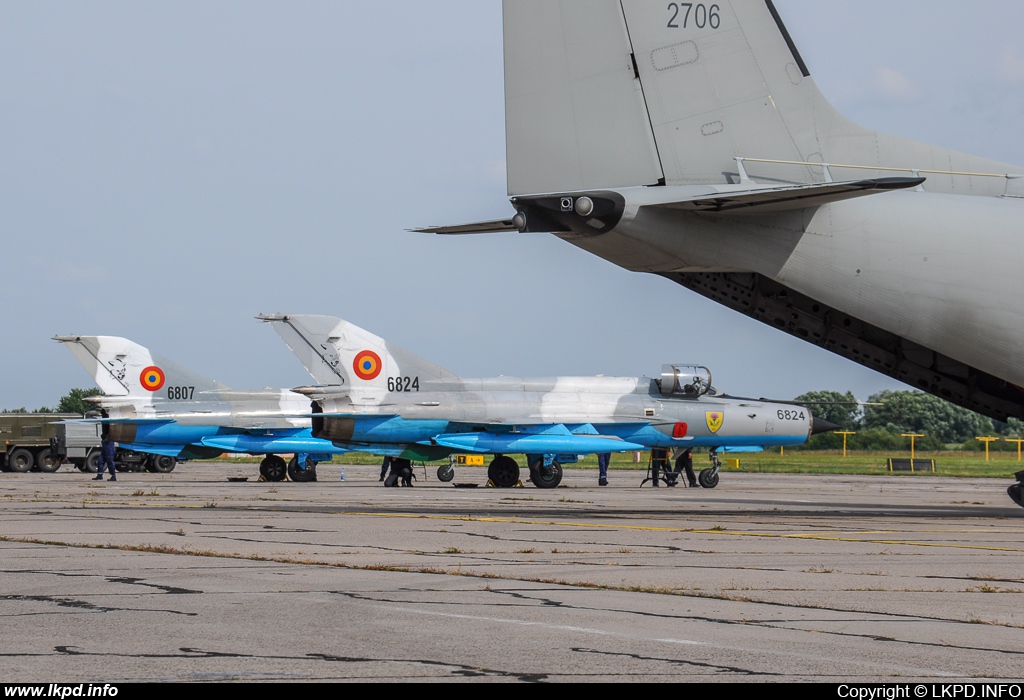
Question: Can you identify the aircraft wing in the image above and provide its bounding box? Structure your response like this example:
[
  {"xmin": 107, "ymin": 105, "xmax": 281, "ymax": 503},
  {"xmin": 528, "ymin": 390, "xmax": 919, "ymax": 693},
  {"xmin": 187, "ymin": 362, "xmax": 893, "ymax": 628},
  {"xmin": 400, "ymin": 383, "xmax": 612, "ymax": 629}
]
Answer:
[{"xmin": 647, "ymin": 177, "xmax": 924, "ymax": 214}]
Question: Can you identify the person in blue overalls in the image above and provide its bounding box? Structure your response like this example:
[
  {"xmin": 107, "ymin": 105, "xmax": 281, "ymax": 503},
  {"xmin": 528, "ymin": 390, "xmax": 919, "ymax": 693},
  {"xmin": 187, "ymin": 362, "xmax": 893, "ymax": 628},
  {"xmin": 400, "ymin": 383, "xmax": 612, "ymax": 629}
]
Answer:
[
  {"xmin": 598, "ymin": 453, "xmax": 611, "ymax": 486},
  {"xmin": 94, "ymin": 436, "xmax": 117, "ymax": 481}
]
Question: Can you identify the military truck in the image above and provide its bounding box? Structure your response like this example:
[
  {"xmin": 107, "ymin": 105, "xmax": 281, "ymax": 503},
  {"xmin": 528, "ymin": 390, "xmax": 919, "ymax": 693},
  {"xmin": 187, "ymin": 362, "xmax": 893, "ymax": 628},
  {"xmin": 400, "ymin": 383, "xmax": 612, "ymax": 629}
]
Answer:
[
  {"xmin": 0, "ymin": 413, "xmax": 78, "ymax": 472},
  {"xmin": 0, "ymin": 414, "xmax": 177, "ymax": 474},
  {"xmin": 52, "ymin": 420, "xmax": 177, "ymax": 474}
]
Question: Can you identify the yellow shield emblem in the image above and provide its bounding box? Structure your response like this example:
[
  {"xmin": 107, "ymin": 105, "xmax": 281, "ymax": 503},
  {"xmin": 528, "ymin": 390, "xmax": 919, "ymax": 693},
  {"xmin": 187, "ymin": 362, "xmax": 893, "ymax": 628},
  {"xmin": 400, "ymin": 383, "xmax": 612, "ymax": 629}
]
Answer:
[{"xmin": 705, "ymin": 411, "xmax": 724, "ymax": 434}]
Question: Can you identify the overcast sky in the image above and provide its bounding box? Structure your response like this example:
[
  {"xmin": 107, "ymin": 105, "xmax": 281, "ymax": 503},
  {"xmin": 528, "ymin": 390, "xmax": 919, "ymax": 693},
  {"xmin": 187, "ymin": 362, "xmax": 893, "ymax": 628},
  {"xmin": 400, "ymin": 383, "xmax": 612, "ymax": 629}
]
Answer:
[{"xmin": 2, "ymin": 1, "xmax": 1023, "ymax": 409}]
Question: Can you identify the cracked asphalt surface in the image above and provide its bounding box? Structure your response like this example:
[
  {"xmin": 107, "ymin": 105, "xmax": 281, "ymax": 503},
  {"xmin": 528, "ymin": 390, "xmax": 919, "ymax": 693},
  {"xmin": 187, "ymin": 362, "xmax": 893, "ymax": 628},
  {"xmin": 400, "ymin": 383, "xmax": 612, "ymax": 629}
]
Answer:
[{"xmin": 1, "ymin": 462, "xmax": 1021, "ymax": 682}]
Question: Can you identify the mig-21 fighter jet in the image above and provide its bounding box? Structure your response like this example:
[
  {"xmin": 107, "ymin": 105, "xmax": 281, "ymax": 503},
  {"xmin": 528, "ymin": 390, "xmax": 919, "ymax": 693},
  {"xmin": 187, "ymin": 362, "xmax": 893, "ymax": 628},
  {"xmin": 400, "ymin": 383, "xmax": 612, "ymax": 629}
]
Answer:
[
  {"xmin": 260, "ymin": 314, "xmax": 834, "ymax": 488},
  {"xmin": 54, "ymin": 335, "xmax": 348, "ymax": 482}
]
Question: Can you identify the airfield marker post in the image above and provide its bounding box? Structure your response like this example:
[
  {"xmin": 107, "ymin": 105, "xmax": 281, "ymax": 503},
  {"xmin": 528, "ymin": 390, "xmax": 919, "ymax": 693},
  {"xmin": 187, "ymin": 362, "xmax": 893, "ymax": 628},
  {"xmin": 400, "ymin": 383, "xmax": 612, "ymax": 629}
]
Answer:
[
  {"xmin": 902, "ymin": 434, "xmax": 925, "ymax": 471},
  {"xmin": 975, "ymin": 437, "xmax": 1000, "ymax": 461},
  {"xmin": 1004, "ymin": 438, "xmax": 1024, "ymax": 461},
  {"xmin": 835, "ymin": 431, "xmax": 856, "ymax": 458}
]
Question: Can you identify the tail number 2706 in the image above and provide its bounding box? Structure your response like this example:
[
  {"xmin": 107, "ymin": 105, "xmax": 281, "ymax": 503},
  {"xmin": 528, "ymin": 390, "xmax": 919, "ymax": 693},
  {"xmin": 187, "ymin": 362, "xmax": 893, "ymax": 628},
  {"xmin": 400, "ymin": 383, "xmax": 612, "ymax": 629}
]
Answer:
[{"xmin": 667, "ymin": 3, "xmax": 721, "ymax": 29}]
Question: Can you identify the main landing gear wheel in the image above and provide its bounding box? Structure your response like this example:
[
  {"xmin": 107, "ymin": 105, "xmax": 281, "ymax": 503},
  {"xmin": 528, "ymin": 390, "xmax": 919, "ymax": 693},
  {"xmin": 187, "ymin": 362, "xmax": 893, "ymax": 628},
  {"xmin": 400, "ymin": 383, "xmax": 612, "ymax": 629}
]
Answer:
[
  {"xmin": 436, "ymin": 463, "xmax": 455, "ymax": 483},
  {"xmin": 287, "ymin": 456, "xmax": 318, "ymax": 483},
  {"xmin": 148, "ymin": 456, "xmax": 176, "ymax": 473},
  {"xmin": 698, "ymin": 468, "xmax": 719, "ymax": 489},
  {"xmin": 529, "ymin": 458, "xmax": 563, "ymax": 489},
  {"xmin": 260, "ymin": 455, "xmax": 287, "ymax": 482},
  {"xmin": 487, "ymin": 456, "xmax": 520, "ymax": 488}
]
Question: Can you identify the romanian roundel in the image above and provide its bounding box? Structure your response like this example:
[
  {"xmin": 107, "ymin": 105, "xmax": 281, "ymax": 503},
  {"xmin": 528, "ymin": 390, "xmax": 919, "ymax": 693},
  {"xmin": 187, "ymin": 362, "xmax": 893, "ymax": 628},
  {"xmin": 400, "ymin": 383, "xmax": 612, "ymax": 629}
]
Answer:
[
  {"xmin": 352, "ymin": 351, "xmax": 383, "ymax": 381},
  {"xmin": 140, "ymin": 366, "xmax": 166, "ymax": 392}
]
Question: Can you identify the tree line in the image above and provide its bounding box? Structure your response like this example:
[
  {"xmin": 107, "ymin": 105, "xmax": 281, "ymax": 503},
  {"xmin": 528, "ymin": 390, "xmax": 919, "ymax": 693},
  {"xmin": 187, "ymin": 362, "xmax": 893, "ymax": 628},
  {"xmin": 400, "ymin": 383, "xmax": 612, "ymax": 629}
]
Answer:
[
  {"xmin": 795, "ymin": 390, "xmax": 1024, "ymax": 451},
  {"xmin": 1, "ymin": 389, "xmax": 104, "ymax": 416}
]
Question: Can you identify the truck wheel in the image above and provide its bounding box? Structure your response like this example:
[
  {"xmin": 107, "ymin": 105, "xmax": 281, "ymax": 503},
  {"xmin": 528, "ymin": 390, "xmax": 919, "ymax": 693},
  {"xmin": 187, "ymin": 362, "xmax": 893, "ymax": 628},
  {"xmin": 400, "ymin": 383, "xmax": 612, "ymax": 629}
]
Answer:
[
  {"xmin": 35, "ymin": 449, "xmax": 60, "ymax": 473},
  {"xmin": 84, "ymin": 451, "xmax": 100, "ymax": 474},
  {"xmin": 150, "ymin": 456, "xmax": 176, "ymax": 473},
  {"xmin": 8, "ymin": 448, "xmax": 34, "ymax": 473}
]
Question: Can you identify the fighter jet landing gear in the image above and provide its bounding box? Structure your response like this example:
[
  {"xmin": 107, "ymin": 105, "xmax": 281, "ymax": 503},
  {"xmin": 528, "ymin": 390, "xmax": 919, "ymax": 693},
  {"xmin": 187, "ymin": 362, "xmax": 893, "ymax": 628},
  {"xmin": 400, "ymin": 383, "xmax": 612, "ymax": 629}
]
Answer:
[
  {"xmin": 259, "ymin": 455, "xmax": 287, "ymax": 482},
  {"xmin": 487, "ymin": 455, "xmax": 520, "ymax": 488},
  {"xmin": 437, "ymin": 460, "xmax": 455, "ymax": 483},
  {"xmin": 698, "ymin": 452, "xmax": 722, "ymax": 490},
  {"xmin": 287, "ymin": 455, "xmax": 318, "ymax": 483},
  {"xmin": 528, "ymin": 457, "xmax": 563, "ymax": 489}
]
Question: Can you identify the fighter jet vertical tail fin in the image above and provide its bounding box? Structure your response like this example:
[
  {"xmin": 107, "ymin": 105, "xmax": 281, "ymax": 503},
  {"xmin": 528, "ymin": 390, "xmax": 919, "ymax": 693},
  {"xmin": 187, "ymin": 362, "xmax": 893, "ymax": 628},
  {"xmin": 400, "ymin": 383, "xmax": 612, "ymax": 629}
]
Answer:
[
  {"xmin": 259, "ymin": 314, "xmax": 460, "ymax": 392},
  {"xmin": 53, "ymin": 336, "xmax": 230, "ymax": 398}
]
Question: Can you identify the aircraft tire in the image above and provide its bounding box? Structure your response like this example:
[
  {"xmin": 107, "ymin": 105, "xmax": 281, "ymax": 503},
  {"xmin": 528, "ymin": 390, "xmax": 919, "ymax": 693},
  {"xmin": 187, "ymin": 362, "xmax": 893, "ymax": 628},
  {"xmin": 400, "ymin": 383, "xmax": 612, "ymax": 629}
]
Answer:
[
  {"xmin": 529, "ymin": 459, "xmax": 562, "ymax": 489},
  {"xmin": 35, "ymin": 449, "xmax": 60, "ymax": 473},
  {"xmin": 7, "ymin": 448, "xmax": 34, "ymax": 473},
  {"xmin": 260, "ymin": 455, "xmax": 287, "ymax": 482},
  {"xmin": 436, "ymin": 464, "xmax": 455, "ymax": 483},
  {"xmin": 1009, "ymin": 483, "xmax": 1023, "ymax": 508},
  {"xmin": 287, "ymin": 456, "xmax": 317, "ymax": 483},
  {"xmin": 487, "ymin": 456, "xmax": 520, "ymax": 488},
  {"xmin": 150, "ymin": 456, "xmax": 177, "ymax": 474},
  {"xmin": 698, "ymin": 468, "xmax": 719, "ymax": 489}
]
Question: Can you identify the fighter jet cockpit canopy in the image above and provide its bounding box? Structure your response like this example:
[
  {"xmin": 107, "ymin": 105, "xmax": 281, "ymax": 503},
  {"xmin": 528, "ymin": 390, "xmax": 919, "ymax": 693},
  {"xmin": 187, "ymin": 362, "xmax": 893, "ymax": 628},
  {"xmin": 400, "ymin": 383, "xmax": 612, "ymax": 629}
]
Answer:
[{"xmin": 660, "ymin": 365, "xmax": 713, "ymax": 398}]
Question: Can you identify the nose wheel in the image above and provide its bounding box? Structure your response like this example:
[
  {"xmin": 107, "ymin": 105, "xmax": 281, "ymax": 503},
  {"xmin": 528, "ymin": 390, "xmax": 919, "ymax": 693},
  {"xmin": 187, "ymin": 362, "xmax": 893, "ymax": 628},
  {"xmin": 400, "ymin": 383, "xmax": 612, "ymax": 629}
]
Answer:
[{"xmin": 698, "ymin": 451, "xmax": 722, "ymax": 489}]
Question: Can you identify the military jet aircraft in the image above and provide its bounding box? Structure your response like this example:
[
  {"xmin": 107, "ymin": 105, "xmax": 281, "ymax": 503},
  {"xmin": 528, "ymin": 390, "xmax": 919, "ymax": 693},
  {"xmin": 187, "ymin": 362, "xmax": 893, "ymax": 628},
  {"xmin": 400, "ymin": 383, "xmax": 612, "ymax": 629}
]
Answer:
[
  {"xmin": 54, "ymin": 335, "xmax": 347, "ymax": 482},
  {"xmin": 419, "ymin": 1, "xmax": 1024, "ymax": 426},
  {"xmin": 259, "ymin": 314, "xmax": 833, "ymax": 488},
  {"xmin": 417, "ymin": 0, "xmax": 1024, "ymax": 508}
]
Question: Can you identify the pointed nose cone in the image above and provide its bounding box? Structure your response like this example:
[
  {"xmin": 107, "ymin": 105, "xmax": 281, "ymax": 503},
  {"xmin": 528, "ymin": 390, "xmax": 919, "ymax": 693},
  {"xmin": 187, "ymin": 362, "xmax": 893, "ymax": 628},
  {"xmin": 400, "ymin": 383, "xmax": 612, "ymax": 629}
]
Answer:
[{"xmin": 811, "ymin": 416, "xmax": 841, "ymax": 435}]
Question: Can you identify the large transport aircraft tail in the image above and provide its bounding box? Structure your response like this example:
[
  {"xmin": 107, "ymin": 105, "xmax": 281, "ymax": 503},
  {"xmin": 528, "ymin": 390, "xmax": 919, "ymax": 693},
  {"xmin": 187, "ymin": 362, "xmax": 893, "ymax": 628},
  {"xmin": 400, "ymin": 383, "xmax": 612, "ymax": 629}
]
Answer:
[
  {"xmin": 504, "ymin": 0, "xmax": 1016, "ymax": 197},
  {"xmin": 258, "ymin": 314, "xmax": 459, "ymax": 392},
  {"xmin": 54, "ymin": 336, "xmax": 229, "ymax": 398},
  {"xmin": 415, "ymin": 0, "xmax": 1024, "ymax": 424}
]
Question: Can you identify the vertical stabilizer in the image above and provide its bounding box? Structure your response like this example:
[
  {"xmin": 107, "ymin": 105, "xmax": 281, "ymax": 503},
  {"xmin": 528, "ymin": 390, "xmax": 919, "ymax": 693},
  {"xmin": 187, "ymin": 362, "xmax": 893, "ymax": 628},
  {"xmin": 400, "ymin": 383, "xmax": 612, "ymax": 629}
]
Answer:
[
  {"xmin": 54, "ymin": 336, "xmax": 229, "ymax": 397},
  {"xmin": 618, "ymin": 0, "xmax": 833, "ymax": 184},
  {"xmin": 259, "ymin": 315, "xmax": 459, "ymax": 393},
  {"xmin": 503, "ymin": 0, "xmax": 664, "ymax": 195},
  {"xmin": 503, "ymin": 0, "xmax": 1017, "ymax": 194}
]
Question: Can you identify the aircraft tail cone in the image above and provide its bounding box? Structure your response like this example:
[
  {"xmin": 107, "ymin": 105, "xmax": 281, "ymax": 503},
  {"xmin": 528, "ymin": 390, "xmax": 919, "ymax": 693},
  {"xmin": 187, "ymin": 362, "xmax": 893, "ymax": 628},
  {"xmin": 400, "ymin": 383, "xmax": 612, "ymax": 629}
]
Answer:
[{"xmin": 811, "ymin": 417, "xmax": 841, "ymax": 436}]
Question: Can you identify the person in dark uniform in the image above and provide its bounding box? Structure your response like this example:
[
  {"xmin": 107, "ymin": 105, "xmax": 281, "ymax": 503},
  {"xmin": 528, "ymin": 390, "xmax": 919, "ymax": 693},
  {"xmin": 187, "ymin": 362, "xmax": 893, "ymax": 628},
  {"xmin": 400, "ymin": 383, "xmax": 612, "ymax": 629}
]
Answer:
[
  {"xmin": 676, "ymin": 448, "xmax": 698, "ymax": 488},
  {"xmin": 379, "ymin": 455, "xmax": 393, "ymax": 481},
  {"xmin": 94, "ymin": 437, "xmax": 117, "ymax": 481},
  {"xmin": 597, "ymin": 453, "xmax": 611, "ymax": 486}
]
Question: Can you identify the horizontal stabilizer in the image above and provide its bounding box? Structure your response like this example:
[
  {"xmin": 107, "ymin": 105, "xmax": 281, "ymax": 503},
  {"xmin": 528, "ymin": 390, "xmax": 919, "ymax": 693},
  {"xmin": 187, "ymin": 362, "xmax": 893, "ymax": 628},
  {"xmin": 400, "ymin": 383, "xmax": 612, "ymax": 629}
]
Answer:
[
  {"xmin": 433, "ymin": 433, "xmax": 643, "ymax": 455},
  {"xmin": 652, "ymin": 178, "xmax": 924, "ymax": 214},
  {"xmin": 411, "ymin": 219, "xmax": 519, "ymax": 236}
]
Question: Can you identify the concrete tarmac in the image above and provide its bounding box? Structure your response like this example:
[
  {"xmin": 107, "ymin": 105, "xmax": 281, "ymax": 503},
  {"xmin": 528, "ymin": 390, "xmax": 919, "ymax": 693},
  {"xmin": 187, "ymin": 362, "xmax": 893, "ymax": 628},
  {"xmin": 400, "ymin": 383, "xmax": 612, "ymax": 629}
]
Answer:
[{"xmin": 1, "ymin": 461, "xmax": 1022, "ymax": 682}]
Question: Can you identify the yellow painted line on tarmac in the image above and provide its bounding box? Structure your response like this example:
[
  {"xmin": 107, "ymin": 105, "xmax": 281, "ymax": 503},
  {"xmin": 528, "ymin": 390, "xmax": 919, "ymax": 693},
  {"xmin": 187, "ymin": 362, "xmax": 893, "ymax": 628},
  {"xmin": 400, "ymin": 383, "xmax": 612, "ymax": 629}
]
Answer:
[{"xmin": 342, "ymin": 512, "xmax": 1024, "ymax": 553}]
